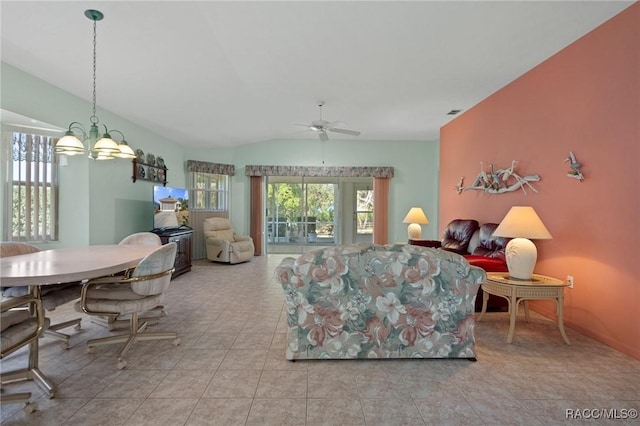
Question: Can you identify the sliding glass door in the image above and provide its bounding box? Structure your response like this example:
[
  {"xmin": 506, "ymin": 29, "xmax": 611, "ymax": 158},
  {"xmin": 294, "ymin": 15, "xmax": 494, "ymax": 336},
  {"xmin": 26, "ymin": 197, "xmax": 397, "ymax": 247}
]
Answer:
[
  {"xmin": 266, "ymin": 176, "xmax": 338, "ymax": 254},
  {"xmin": 354, "ymin": 184, "xmax": 374, "ymax": 244}
]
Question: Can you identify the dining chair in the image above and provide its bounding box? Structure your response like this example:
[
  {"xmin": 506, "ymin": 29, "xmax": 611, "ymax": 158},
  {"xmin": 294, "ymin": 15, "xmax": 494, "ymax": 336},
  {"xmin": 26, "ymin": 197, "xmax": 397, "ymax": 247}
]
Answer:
[
  {"xmin": 91, "ymin": 232, "xmax": 164, "ymax": 331},
  {"xmin": 76, "ymin": 242, "xmax": 180, "ymax": 369},
  {"xmin": 0, "ymin": 242, "xmax": 82, "ymax": 349},
  {"xmin": 1, "ymin": 294, "xmax": 46, "ymax": 413},
  {"xmin": 118, "ymin": 231, "xmax": 162, "ymax": 246}
]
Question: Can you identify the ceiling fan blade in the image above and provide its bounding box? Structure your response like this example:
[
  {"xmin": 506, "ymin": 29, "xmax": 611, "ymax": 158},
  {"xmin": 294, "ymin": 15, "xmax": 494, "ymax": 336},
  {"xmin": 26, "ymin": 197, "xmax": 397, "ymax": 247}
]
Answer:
[
  {"xmin": 328, "ymin": 128, "xmax": 361, "ymax": 136},
  {"xmin": 327, "ymin": 121, "xmax": 346, "ymax": 128},
  {"xmin": 319, "ymin": 130, "xmax": 329, "ymax": 141}
]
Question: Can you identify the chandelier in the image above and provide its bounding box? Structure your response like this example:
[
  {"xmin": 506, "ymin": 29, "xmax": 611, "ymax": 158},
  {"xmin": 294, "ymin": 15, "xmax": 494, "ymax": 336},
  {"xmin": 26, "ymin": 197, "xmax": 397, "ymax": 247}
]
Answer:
[{"xmin": 55, "ymin": 10, "xmax": 135, "ymax": 160}]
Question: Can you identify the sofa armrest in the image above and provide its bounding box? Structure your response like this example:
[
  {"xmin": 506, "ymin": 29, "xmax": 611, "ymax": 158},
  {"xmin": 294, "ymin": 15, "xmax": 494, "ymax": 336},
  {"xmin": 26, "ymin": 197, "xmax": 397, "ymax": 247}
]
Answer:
[
  {"xmin": 274, "ymin": 257, "xmax": 297, "ymax": 286},
  {"xmin": 464, "ymin": 255, "xmax": 508, "ymax": 273},
  {"xmin": 442, "ymin": 246, "xmax": 469, "ymax": 256},
  {"xmin": 205, "ymin": 238, "xmax": 231, "ymax": 261}
]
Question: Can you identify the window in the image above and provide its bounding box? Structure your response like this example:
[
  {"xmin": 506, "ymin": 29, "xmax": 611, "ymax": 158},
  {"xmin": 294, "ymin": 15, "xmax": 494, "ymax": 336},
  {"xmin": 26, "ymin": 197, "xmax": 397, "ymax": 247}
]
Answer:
[
  {"xmin": 189, "ymin": 171, "xmax": 229, "ymax": 211},
  {"xmin": 4, "ymin": 127, "xmax": 59, "ymax": 241}
]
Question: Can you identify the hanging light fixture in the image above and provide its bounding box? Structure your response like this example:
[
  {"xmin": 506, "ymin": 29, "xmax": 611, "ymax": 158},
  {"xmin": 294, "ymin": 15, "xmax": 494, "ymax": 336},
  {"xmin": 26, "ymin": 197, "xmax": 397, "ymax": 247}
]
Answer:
[{"xmin": 55, "ymin": 9, "xmax": 135, "ymax": 160}]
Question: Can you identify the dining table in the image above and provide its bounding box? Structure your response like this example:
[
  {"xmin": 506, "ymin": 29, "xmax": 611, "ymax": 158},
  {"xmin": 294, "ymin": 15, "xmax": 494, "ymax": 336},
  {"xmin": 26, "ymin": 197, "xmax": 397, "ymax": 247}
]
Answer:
[{"xmin": 1, "ymin": 244, "xmax": 159, "ymax": 398}]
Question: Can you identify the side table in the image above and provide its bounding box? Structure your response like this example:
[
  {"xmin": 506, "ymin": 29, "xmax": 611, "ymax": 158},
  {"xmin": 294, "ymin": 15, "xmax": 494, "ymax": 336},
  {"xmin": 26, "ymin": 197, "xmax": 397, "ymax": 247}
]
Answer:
[
  {"xmin": 408, "ymin": 239, "xmax": 442, "ymax": 248},
  {"xmin": 478, "ymin": 272, "xmax": 571, "ymax": 345}
]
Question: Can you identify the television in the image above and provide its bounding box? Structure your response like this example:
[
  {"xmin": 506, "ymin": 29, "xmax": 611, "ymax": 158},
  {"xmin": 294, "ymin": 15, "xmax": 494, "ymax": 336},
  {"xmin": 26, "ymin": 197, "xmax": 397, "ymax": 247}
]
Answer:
[{"xmin": 153, "ymin": 185, "xmax": 189, "ymax": 230}]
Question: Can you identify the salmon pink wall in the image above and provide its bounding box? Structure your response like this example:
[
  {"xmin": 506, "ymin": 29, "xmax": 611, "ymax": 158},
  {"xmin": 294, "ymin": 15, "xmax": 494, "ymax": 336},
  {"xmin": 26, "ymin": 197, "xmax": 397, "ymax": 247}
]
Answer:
[{"xmin": 439, "ymin": 4, "xmax": 639, "ymax": 359}]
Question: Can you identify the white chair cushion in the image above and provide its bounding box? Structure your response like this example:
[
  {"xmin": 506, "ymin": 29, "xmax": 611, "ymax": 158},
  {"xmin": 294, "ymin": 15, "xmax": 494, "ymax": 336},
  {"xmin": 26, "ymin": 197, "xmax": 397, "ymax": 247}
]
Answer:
[
  {"xmin": 233, "ymin": 240, "xmax": 255, "ymax": 253},
  {"xmin": 130, "ymin": 248, "xmax": 175, "ymax": 296},
  {"xmin": 84, "ymin": 283, "xmax": 148, "ymax": 301},
  {"xmin": 208, "ymin": 229, "xmax": 235, "ymax": 242},
  {"xmin": 1, "ymin": 286, "xmax": 29, "ymax": 298},
  {"xmin": 1, "ymin": 316, "xmax": 39, "ymax": 351},
  {"xmin": 76, "ymin": 294, "xmax": 164, "ymax": 316},
  {"xmin": 1, "ymin": 309, "xmax": 30, "ymax": 331},
  {"xmin": 204, "ymin": 218, "xmax": 232, "ymax": 231},
  {"xmin": 41, "ymin": 284, "xmax": 82, "ymax": 310}
]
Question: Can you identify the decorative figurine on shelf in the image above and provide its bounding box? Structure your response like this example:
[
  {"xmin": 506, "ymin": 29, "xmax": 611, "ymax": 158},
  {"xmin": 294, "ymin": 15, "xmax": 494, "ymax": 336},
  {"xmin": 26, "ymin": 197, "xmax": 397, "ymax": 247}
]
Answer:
[
  {"xmin": 457, "ymin": 160, "xmax": 540, "ymax": 195},
  {"xmin": 565, "ymin": 151, "xmax": 584, "ymax": 182}
]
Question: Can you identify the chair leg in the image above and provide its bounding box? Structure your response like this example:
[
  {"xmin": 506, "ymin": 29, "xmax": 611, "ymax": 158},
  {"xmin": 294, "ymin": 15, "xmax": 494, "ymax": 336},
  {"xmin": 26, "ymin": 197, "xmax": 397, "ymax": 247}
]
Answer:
[
  {"xmin": 1, "ymin": 369, "xmax": 42, "ymax": 413},
  {"xmin": 92, "ymin": 308, "xmax": 163, "ymax": 330},
  {"xmin": 86, "ymin": 334, "xmax": 131, "ymax": 351},
  {"xmin": 42, "ymin": 317, "xmax": 82, "ymax": 349},
  {"xmin": 86, "ymin": 312, "xmax": 180, "ymax": 369},
  {"xmin": 47, "ymin": 318, "xmax": 82, "ymax": 332},
  {"xmin": 1, "ymin": 368, "xmax": 31, "ymax": 385},
  {"xmin": 0, "ymin": 391, "xmax": 36, "ymax": 414}
]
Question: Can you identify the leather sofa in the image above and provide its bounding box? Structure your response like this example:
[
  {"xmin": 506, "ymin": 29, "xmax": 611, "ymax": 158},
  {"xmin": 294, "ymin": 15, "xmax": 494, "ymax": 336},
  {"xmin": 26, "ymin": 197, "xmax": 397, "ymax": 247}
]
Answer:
[
  {"xmin": 410, "ymin": 219, "xmax": 509, "ymax": 311},
  {"xmin": 274, "ymin": 243, "xmax": 486, "ymax": 360}
]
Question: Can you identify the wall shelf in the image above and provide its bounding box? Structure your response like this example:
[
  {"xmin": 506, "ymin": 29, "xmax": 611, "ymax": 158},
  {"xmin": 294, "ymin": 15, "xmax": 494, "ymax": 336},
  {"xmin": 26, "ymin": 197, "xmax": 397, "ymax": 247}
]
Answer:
[{"xmin": 132, "ymin": 158, "xmax": 168, "ymax": 185}]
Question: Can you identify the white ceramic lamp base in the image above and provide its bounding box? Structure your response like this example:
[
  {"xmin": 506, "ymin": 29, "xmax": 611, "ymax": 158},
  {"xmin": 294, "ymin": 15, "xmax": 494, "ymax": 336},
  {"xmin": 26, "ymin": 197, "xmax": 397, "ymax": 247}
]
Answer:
[
  {"xmin": 505, "ymin": 237, "xmax": 537, "ymax": 280},
  {"xmin": 407, "ymin": 223, "xmax": 422, "ymax": 240}
]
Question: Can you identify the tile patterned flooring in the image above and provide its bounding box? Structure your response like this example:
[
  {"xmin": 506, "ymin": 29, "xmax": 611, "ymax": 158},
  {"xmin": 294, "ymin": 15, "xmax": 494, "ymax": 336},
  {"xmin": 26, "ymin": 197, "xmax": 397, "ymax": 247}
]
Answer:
[{"xmin": 1, "ymin": 255, "xmax": 638, "ymax": 425}]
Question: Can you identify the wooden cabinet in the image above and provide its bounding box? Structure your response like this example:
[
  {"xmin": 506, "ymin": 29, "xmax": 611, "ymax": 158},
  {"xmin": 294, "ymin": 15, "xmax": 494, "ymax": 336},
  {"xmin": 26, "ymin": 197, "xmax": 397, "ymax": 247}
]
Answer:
[{"xmin": 153, "ymin": 228, "xmax": 192, "ymax": 279}]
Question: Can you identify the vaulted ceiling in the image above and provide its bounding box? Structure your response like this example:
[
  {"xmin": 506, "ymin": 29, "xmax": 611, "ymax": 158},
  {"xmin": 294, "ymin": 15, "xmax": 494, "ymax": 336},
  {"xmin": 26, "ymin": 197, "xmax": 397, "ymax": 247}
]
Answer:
[{"xmin": 1, "ymin": 1, "xmax": 633, "ymax": 147}]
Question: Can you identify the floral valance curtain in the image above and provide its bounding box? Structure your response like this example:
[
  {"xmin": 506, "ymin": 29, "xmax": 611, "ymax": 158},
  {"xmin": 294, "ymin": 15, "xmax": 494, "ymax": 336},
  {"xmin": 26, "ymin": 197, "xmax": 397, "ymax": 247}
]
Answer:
[
  {"xmin": 187, "ymin": 160, "xmax": 235, "ymax": 176},
  {"xmin": 244, "ymin": 165, "xmax": 394, "ymax": 178}
]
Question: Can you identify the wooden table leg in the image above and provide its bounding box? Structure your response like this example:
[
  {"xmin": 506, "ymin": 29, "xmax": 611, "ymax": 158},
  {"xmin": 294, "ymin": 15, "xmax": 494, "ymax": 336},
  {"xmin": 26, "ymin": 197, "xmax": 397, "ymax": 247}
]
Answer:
[
  {"xmin": 477, "ymin": 287, "xmax": 489, "ymax": 321},
  {"xmin": 556, "ymin": 296, "xmax": 572, "ymax": 345},
  {"xmin": 506, "ymin": 293, "xmax": 517, "ymax": 343}
]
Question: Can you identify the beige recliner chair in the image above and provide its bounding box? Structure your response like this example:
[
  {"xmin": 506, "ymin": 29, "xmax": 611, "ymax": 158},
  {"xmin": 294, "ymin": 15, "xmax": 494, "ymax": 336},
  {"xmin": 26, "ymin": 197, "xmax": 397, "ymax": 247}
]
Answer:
[{"xmin": 203, "ymin": 217, "xmax": 254, "ymax": 264}]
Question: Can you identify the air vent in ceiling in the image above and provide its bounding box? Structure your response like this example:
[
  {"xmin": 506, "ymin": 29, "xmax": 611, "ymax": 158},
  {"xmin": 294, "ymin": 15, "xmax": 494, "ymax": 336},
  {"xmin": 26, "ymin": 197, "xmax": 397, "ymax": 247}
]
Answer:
[{"xmin": 447, "ymin": 109, "xmax": 463, "ymax": 115}]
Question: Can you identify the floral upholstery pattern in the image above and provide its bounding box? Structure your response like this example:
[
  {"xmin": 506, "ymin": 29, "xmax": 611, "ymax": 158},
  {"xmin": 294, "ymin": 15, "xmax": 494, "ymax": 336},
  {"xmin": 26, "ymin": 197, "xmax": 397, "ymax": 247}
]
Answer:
[{"xmin": 275, "ymin": 244, "xmax": 486, "ymax": 360}]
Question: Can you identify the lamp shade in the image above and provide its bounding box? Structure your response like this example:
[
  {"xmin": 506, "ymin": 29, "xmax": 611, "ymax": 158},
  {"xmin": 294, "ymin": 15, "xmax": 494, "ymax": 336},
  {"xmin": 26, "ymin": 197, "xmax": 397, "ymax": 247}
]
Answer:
[
  {"xmin": 93, "ymin": 134, "xmax": 120, "ymax": 154},
  {"xmin": 403, "ymin": 207, "xmax": 429, "ymax": 240},
  {"xmin": 55, "ymin": 132, "xmax": 85, "ymax": 155},
  {"xmin": 493, "ymin": 206, "xmax": 551, "ymax": 280},
  {"xmin": 493, "ymin": 206, "xmax": 552, "ymax": 240},
  {"xmin": 402, "ymin": 207, "xmax": 429, "ymax": 225},
  {"xmin": 113, "ymin": 141, "xmax": 136, "ymax": 159}
]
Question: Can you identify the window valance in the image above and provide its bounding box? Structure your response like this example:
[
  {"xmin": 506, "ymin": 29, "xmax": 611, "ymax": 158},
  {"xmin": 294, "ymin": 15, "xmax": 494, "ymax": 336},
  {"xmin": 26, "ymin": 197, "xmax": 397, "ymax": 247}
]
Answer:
[
  {"xmin": 187, "ymin": 160, "xmax": 235, "ymax": 176},
  {"xmin": 244, "ymin": 165, "xmax": 394, "ymax": 178}
]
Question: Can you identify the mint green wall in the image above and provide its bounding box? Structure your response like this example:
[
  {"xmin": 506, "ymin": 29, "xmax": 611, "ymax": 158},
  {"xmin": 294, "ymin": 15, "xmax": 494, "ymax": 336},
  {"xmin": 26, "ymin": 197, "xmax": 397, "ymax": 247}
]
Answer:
[
  {"xmin": 1, "ymin": 63, "xmax": 186, "ymax": 248},
  {"xmin": 188, "ymin": 138, "xmax": 440, "ymax": 242},
  {"xmin": 3, "ymin": 63, "xmax": 441, "ymax": 247}
]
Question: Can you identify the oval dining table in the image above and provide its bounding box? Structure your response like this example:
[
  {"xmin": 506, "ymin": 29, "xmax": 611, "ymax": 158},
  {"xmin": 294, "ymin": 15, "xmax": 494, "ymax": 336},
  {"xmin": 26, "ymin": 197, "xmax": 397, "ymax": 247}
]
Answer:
[{"xmin": 1, "ymin": 244, "xmax": 159, "ymax": 398}]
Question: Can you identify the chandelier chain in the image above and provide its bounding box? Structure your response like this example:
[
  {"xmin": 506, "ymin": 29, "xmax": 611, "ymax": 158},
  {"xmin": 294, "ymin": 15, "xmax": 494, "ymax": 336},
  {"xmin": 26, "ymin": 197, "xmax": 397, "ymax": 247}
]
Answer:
[
  {"xmin": 91, "ymin": 18, "xmax": 98, "ymax": 125},
  {"xmin": 55, "ymin": 9, "xmax": 134, "ymax": 160}
]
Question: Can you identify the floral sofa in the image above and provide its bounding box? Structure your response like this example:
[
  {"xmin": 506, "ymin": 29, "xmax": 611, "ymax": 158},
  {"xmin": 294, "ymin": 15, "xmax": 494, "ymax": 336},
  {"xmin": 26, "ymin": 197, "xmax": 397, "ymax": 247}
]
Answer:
[{"xmin": 274, "ymin": 243, "xmax": 486, "ymax": 360}]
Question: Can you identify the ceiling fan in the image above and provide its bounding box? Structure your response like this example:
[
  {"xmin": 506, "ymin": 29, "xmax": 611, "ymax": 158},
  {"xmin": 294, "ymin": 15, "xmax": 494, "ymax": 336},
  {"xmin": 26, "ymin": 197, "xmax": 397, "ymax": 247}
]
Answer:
[{"xmin": 296, "ymin": 101, "xmax": 361, "ymax": 141}]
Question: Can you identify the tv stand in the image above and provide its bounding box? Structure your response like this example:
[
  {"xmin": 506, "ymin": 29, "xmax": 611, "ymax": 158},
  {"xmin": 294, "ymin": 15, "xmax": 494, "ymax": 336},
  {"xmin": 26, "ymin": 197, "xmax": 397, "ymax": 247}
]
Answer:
[{"xmin": 152, "ymin": 228, "xmax": 193, "ymax": 279}]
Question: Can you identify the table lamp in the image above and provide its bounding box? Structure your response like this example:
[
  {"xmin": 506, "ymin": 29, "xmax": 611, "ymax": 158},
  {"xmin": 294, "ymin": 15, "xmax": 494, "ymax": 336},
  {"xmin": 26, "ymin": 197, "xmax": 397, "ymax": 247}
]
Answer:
[
  {"xmin": 493, "ymin": 206, "xmax": 552, "ymax": 280},
  {"xmin": 402, "ymin": 207, "xmax": 429, "ymax": 240}
]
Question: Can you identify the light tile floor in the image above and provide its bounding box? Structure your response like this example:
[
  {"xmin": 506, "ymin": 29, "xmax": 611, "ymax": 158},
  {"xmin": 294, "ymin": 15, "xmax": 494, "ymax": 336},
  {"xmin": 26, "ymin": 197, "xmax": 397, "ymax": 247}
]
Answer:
[{"xmin": 1, "ymin": 255, "xmax": 639, "ymax": 425}]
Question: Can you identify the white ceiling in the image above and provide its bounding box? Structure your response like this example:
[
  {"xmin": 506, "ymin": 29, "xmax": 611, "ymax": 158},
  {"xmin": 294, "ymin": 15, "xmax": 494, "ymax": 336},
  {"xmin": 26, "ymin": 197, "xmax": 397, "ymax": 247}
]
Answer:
[{"xmin": 1, "ymin": 1, "xmax": 633, "ymax": 148}]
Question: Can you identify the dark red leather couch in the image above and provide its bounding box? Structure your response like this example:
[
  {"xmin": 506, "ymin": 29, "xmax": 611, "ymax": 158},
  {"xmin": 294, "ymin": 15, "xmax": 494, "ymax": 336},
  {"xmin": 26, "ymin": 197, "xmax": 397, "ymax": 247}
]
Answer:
[{"xmin": 410, "ymin": 219, "xmax": 509, "ymax": 311}]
